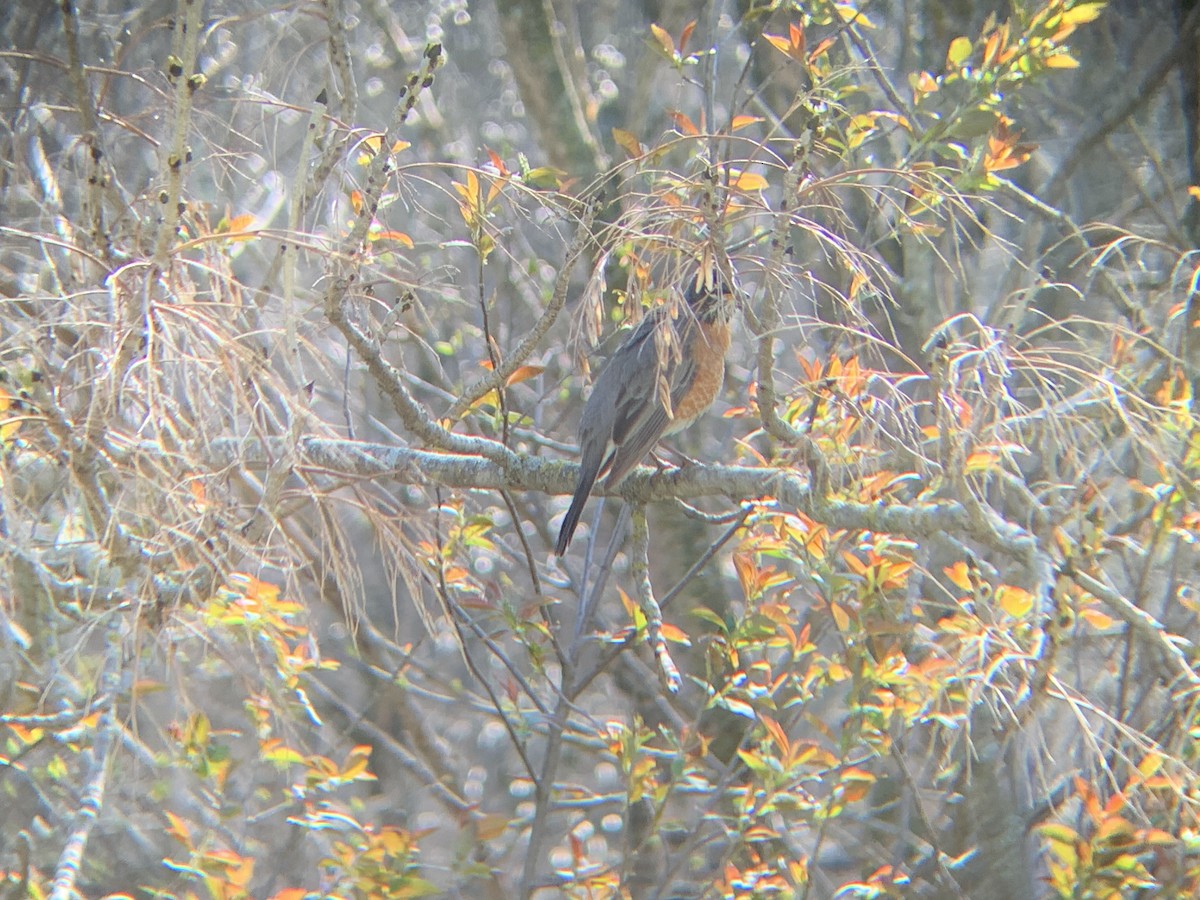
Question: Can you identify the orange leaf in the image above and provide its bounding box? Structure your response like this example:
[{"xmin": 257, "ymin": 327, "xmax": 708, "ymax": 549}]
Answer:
[
  {"xmin": 996, "ymin": 584, "xmax": 1034, "ymax": 618},
  {"xmin": 164, "ymin": 811, "xmax": 193, "ymax": 846},
  {"xmin": 808, "ymin": 36, "xmax": 836, "ymax": 62},
  {"xmin": 730, "ymin": 169, "xmax": 769, "ymax": 191},
  {"xmin": 965, "ymin": 450, "xmax": 1000, "ymax": 473},
  {"xmin": 371, "ymin": 230, "xmax": 414, "ymax": 247},
  {"xmin": 679, "ymin": 20, "xmax": 696, "ymax": 54},
  {"xmin": 913, "ymin": 70, "xmax": 939, "ymax": 95},
  {"xmin": 612, "ymin": 127, "xmax": 644, "ymax": 159},
  {"xmin": 505, "ymin": 364, "xmax": 545, "ymax": 386},
  {"xmin": 760, "ymin": 714, "xmax": 789, "ymax": 753},
  {"xmin": 659, "ymin": 622, "xmax": 690, "ymax": 644},
  {"xmin": 731, "ymin": 115, "xmax": 764, "ymax": 131},
  {"xmin": 1079, "ymin": 607, "xmax": 1114, "ymax": 629},
  {"xmin": 763, "ymin": 33, "xmax": 794, "ymax": 57},
  {"xmin": 944, "ymin": 561, "xmax": 972, "ymax": 592},
  {"xmin": 649, "ymin": 22, "xmax": 675, "ymax": 57},
  {"xmin": 1044, "ymin": 52, "xmax": 1080, "ymax": 68},
  {"xmin": 840, "ymin": 767, "xmax": 875, "ymax": 803},
  {"xmin": 486, "ymin": 147, "xmax": 509, "ymax": 176},
  {"xmin": 982, "ymin": 30, "xmax": 1001, "ymax": 68},
  {"xmin": 670, "ymin": 109, "xmax": 700, "ymax": 136},
  {"xmin": 789, "ymin": 22, "xmax": 806, "ymax": 58},
  {"xmin": 617, "ymin": 586, "xmax": 638, "ymax": 621},
  {"xmin": 219, "ymin": 213, "xmax": 255, "ymax": 234},
  {"xmin": 733, "ymin": 551, "xmax": 757, "ymax": 598}
]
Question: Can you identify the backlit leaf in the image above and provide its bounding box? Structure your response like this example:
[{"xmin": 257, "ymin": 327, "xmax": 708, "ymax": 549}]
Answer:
[
  {"xmin": 947, "ymin": 36, "xmax": 973, "ymax": 68},
  {"xmin": 612, "ymin": 127, "xmax": 644, "ymax": 159},
  {"xmin": 1044, "ymin": 51, "xmax": 1080, "ymax": 68},
  {"xmin": 996, "ymin": 584, "xmax": 1034, "ymax": 618},
  {"xmin": 505, "ymin": 364, "xmax": 545, "ymax": 386},
  {"xmin": 649, "ymin": 23, "xmax": 675, "ymax": 57}
]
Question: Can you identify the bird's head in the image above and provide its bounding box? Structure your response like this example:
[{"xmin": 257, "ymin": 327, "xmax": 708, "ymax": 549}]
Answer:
[{"xmin": 684, "ymin": 265, "xmax": 738, "ymax": 322}]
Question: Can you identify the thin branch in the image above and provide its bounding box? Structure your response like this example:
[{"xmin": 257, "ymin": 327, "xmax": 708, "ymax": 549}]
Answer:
[
  {"xmin": 1068, "ymin": 565, "xmax": 1200, "ymax": 691},
  {"xmin": 153, "ymin": 0, "xmax": 204, "ymax": 268},
  {"xmin": 445, "ymin": 200, "xmax": 597, "ymax": 421},
  {"xmin": 47, "ymin": 619, "xmax": 123, "ymax": 900}
]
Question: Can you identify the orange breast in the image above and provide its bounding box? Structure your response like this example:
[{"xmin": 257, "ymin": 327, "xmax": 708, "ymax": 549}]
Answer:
[{"xmin": 670, "ymin": 320, "xmax": 730, "ymax": 429}]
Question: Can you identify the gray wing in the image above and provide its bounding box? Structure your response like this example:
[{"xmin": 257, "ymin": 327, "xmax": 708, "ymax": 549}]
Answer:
[{"xmin": 602, "ymin": 312, "xmax": 699, "ymax": 486}]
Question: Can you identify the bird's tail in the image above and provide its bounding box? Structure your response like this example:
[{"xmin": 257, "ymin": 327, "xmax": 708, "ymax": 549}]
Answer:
[
  {"xmin": 555, "ymin": 452, "xmax": 603, "ymax": 555},
  {"xmin": 555, "ymin": 484, "xmax": 591, "ymax": 555}
]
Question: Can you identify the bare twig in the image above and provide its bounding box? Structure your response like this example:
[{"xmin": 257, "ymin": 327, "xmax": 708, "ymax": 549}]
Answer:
[{"xmin": 47, "ymin": 619, "xmax": 123, "ymax": 900}]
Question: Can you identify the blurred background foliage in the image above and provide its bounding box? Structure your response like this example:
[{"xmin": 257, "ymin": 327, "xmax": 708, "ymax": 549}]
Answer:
[{"xmin": 1, "ymin": 0, "xmax": 1199, "ymax": 897}]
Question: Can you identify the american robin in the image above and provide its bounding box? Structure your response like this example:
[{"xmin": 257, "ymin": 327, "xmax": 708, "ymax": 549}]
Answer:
[{"xmin": 555, "ymin": 274, "xmax": 734, "ymax": 556}]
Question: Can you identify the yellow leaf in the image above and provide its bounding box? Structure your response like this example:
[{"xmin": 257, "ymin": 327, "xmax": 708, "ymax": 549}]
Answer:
[
  {"xmin": 1136, "ymin": 751, "xmax": 1164, "ymax": 779},
  {"xmin": 835, "ymin": 3, "xmax": 875, "ymax": 27},
  {"xmin": 1188, "ymin": 186, "xmax": 1200, "ymax": 200},
  {"xmin": 1037, "ymin": 822, "xmax": 1080, "ymax": 846},
  {"xmin": 260, "ymin": 739, "xmax": 305, "ymax": 766},
  {"xmin": 947, "ymin": 36, "xmax": 973, "ymax": 69},
  {"xmin": 0, "ymin": 410, "xmax": 22, "ymax": 442},
  {"xmin": 356, "ymin": 133, "xmax": 384, "ymax": 165},
  {"xmin": 1060, "ymin": 2, "xmax": 1106, "ymax": 26},
  {"xmin": 846, "ymin": 112, "xmax": 876, "ymax": 148},
  {"xmin": 522, "ymin": 165, "xmax": 566, "ymax": 188}
]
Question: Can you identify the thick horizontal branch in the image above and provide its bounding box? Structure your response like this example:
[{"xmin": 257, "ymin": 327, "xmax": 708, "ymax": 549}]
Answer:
[{"xmin": 204, "ymin": 436, "xmax": 1043, "ymax": 572}]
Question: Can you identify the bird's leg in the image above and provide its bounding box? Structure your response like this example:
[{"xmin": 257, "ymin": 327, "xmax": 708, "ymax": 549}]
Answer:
[{"xmin": 653, "ymin": 443, "xmax": 699, "ymax": 472}]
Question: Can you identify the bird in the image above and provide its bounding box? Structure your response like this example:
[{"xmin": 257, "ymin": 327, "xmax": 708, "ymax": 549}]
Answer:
[{"xmin": 555, "ymin": 272, "xmax": 734, "ymax": 556}]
